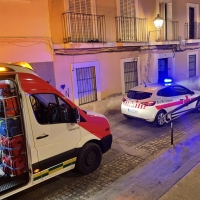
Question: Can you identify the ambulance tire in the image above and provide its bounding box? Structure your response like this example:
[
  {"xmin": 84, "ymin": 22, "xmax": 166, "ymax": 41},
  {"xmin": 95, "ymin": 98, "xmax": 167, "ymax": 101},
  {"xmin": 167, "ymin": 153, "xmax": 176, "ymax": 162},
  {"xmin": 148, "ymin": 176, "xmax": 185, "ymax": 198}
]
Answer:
[
  {"xmin": 154, "ymin": 110, "xmax": 166, "ymax": 127},
  {"xmin": 76, "ymin": 142, "xmax": 102, "ymax": 174},
  {"xmin": 195, "ymin": 100, "xmax": 200, "ymax": 113}
]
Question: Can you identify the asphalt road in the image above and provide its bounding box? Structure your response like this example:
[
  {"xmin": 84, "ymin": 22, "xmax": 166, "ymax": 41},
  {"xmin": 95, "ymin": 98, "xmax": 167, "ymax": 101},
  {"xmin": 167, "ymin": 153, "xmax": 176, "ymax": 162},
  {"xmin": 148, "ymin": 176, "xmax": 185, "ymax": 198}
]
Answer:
[{"xmin": 11, "ymin": 111, "xmax": 200, "ymax": 200}]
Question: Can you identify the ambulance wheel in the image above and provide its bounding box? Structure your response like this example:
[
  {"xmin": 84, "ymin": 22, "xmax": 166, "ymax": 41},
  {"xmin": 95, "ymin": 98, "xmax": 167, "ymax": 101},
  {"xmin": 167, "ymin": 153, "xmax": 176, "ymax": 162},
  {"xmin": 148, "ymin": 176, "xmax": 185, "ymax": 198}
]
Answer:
[
  {"xmin": 76, "ymin": 143, "xmax": 102, "ymax": 174},
  {"xmin": 154, "ymin": 110, "xmax": 166, "ymax": 127},
  {"xmin": 196, "ymin": 100, "xmax": 200, "ymax": 113}
]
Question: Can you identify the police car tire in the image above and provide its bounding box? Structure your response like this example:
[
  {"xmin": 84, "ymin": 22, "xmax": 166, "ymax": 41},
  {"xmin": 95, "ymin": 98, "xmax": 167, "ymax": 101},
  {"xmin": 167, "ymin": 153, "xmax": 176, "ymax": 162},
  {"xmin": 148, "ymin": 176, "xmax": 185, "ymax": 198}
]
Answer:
[
  {"xmin": 75, "ymin": 142, "xmax": 102, "ymax": 174},
  {"xmin": 196, "ymin": 100, "xmax": 200, "ymax": 113},
  {"xmin": 154, "ymin": 110, "xmax": 166, "ymax": 127}
]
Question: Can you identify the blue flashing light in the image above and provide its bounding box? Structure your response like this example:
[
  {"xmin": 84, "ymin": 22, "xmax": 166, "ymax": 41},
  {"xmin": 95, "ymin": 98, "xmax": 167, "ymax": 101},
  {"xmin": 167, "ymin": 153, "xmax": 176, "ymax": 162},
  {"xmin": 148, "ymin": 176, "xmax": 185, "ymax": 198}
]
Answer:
[{"xmin": 164, "ymin": 78, "xmax": 172, "ymax": 83}]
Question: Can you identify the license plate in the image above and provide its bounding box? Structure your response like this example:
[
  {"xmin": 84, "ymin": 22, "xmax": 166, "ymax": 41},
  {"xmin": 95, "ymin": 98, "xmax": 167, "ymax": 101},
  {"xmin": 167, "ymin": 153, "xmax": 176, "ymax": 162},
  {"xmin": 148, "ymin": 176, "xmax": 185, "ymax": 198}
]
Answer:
[{"xmin": 127, "ymin": 108, "xmax": 138, "ymax": 113}]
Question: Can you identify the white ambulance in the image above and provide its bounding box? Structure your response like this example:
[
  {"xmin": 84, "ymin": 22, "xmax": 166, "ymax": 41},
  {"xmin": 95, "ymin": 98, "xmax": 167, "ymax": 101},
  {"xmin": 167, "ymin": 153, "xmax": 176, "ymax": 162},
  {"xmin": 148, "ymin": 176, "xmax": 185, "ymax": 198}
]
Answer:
[{"xmin": 0, "ymin": 62, "xmax": 112, "ymax": 199}]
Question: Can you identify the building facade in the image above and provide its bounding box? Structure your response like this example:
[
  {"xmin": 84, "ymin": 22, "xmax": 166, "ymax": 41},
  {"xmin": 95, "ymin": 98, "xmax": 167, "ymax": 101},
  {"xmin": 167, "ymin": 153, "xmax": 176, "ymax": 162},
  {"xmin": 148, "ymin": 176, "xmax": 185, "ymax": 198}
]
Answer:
[{"xmin": 0, "ymin": 0, "xmax": 200, "ymax": 114}]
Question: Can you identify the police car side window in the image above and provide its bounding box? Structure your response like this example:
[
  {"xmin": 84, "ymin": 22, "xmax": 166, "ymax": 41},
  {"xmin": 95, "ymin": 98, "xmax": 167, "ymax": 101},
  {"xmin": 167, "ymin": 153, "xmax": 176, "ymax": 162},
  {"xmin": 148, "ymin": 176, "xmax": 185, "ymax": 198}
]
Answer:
[
  {"xmin": 171, "ymin": 86, "xmax": 189, "ymax": 96},
  {"xmin": 157, "ymin": 87, "xmax": 173, "ymax": 97}
]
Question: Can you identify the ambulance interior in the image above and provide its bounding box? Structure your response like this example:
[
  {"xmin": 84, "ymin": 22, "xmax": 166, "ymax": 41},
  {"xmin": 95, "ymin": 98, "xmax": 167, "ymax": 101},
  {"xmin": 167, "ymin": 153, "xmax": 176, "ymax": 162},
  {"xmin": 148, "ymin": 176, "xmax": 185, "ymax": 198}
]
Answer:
[{"xmin": 0, "ymin": 78, "xmax": 29, "ymax": 195}]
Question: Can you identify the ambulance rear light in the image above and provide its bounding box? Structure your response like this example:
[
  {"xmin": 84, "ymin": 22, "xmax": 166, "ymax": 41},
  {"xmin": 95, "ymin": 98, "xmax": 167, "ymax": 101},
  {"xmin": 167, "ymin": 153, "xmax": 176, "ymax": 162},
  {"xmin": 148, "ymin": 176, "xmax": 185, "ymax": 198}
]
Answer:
[
  {"xmin": 141, "ymin": 101, "xmax": 156, "ymax": 106},
  {"xmin": 122, "ymin": 97, "xmax": 127, "ymax": 102}
]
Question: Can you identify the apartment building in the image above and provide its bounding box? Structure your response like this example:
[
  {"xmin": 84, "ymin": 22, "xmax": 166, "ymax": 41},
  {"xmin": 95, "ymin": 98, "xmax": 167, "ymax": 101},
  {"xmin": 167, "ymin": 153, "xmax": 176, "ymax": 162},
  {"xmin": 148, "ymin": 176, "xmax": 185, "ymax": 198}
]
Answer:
[{"xmin": 0, "ymin": 0, "xmax": 199, "ymax": 114}]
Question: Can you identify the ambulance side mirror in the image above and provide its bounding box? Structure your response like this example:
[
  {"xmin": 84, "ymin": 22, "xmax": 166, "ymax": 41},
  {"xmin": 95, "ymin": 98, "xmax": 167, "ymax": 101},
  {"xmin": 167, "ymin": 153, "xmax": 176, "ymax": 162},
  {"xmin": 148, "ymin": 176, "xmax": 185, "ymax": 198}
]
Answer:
[{"xmin": 72, "ymin": 108, "xmax": 80, "ymax": 123}]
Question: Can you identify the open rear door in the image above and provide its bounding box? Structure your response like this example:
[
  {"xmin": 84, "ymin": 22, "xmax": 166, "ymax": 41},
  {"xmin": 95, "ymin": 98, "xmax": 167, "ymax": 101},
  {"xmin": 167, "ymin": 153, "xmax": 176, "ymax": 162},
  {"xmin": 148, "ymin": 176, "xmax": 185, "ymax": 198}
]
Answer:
[{"xmin": 0, "ymin": 77, "xmax": 30, "ymax": 196}]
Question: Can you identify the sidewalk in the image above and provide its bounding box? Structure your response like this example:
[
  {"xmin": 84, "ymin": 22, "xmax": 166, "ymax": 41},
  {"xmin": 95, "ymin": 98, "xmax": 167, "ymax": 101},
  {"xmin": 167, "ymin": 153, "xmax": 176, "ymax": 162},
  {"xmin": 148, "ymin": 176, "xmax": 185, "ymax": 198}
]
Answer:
[{"xmin": 160, "ymin": 161, "xmax": 200, "ymax": 200}]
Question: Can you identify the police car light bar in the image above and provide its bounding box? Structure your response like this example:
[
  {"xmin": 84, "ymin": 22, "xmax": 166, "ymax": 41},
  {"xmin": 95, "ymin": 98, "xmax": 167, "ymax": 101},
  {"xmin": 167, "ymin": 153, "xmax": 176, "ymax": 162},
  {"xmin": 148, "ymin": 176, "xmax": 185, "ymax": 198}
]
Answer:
[{"xmin": 164, "ymin": 78, "xmax": 172, "ymax": 83}]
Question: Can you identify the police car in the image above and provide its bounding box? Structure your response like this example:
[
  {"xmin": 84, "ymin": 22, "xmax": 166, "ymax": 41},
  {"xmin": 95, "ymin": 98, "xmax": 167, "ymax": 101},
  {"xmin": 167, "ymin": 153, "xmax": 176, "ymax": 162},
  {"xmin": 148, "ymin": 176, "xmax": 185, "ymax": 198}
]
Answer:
[{"xmin": 121, "ymin": 80, "xmax": 200, "ymax": 127}]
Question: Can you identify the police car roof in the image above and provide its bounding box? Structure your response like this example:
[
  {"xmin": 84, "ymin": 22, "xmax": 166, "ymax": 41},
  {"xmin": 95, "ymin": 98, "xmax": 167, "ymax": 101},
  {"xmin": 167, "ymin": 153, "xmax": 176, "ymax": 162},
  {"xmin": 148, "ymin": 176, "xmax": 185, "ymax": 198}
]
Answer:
[{"xmin": 129, "ymin": 83, "xmax": 180, "ymax": 93}]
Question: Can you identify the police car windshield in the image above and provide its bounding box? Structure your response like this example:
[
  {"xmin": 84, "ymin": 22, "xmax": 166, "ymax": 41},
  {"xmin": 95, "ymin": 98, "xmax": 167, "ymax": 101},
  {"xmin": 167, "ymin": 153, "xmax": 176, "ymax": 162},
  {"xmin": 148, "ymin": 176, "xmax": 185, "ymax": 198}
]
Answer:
[{"xmin": 127, "ymin": 90, "xmax": 152, "ymax": 100}]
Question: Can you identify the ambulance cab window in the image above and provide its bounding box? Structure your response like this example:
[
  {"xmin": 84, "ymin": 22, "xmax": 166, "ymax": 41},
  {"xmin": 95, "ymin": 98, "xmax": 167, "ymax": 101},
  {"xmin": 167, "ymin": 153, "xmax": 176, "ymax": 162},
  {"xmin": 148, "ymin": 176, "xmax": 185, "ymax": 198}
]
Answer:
[{"xmin": 29, "ymin": 94, "xmax": 73, "ymax": 124}]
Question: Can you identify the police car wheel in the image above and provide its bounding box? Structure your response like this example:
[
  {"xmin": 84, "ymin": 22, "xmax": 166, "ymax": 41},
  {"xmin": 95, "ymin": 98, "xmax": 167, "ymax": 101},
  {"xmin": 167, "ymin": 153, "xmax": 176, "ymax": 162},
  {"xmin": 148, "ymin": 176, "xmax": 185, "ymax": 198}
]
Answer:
[
  {"xmin": 196, "ymin": 100, "xmax": 200, "ymax": 113},
  {"xmin": 154, "ymin": 110, "xmax": 166, "ymax": 127},
  {"xmin": 75, "ymin": 143, "xmax": 102, "ymax": 174}
]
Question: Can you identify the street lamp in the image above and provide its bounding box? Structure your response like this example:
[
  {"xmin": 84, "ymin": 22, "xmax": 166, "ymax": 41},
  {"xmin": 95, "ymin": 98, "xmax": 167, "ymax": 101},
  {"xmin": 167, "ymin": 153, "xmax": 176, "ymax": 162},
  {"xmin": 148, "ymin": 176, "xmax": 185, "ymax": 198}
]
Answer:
[
  {"xmin": 153, "ymin": 14, "xmax": 164, "ymax": 29},
  {"xmin": 148, "ymin": 14, "xmax": 164, "ymax": 38}
]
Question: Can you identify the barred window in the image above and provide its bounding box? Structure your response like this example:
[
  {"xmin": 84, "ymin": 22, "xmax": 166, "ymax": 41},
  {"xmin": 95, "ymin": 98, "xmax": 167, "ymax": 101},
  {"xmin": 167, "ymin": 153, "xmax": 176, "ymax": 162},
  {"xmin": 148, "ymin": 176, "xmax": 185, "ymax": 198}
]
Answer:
[
  {"xmin": 76, "ymin": 66, "xmax": 97, "ymax": 105},
  {"xmin": 189, "ymin": 54, "xmax": 196, "ymax": 77},
  {"xmin": 124, "ymin": 61, "xmax": 138, "ymax": 93}
]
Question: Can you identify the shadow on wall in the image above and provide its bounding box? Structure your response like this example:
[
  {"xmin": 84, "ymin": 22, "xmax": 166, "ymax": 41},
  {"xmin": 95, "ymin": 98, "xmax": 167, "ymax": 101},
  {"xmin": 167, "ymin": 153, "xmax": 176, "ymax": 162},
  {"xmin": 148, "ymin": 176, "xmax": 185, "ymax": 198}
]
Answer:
[{"xmin": 176, "ymin": 76, "xmax": 200, "ymax": 91}]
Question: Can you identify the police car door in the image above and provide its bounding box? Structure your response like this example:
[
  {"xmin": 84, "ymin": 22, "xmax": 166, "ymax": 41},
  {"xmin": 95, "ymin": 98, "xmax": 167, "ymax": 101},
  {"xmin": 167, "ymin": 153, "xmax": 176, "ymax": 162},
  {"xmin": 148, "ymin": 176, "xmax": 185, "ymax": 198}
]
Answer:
[
  {"xmin": 171, "ymin": 85, "xmax": 194, "ymax": 111},
  {"xmin": 26, "ymin": 93, "xmax": 80, "ymax": 176}
]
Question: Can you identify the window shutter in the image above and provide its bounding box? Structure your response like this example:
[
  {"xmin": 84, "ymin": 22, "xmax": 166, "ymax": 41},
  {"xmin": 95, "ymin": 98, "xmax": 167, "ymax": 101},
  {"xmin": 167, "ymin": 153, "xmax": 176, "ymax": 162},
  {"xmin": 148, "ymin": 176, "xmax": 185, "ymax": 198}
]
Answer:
[
  {"xmin": 120, "ymin": 0, "xmax": 135, "ymax": 17},
  {"xmin": 69, "ymin": 0, "xmax": 91, "ymax": 14}
]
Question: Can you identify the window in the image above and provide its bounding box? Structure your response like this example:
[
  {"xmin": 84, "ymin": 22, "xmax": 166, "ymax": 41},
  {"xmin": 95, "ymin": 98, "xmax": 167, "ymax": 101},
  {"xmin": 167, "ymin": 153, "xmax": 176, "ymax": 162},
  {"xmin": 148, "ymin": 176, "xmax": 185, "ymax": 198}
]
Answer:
[
  {"xmin": 30, "ymin": 94, "xmax": 73, "ymax": 124},
  {"xmin": 69, "ymin": 0, "xmax": 91, "ymax": 14},
  {"xmin": 76, "ymin": 66, "xmax": 97, "ymax": 105},
  {"xmin": 189, "ymin": 55, "xmax": 196, "ymax": 77},
  {"xmin": 171, "ymin": 86, "xmax": 191, "ymax": 95},
  {"xmin": 157, "ymin": 86, "xmax": 191, "ymax": 97},
  {"xmin": 64, "ymin": 0, "xmax": 102, "ymax": 42},
  {"xmin": 157, "ymin": 87, "xmax": 173, "ymax": 97},
  {"xmin": 159, "ymin": 2, "xmax": 173, "ymax": 40},
  {"xmin": 72, "ymin": 61, "xmax": 101, "ymax": 106},
  {"xmin": 119, "ymin": 0, "xmax": 135, "ymax": 17},
  {"xmin": 186, "ymin": 3, "xmax": 199, "ymax": 39},
  {"xmin": 118, "ymin": 0, "xmax": 136, "ymax": 41},
  {"xmin": 127, "ymin": 90, "xmax": 152, "ymax": 100},
  {"xmin": 124, "ymin": 61, "xmax": 138, "ymax": 93}
]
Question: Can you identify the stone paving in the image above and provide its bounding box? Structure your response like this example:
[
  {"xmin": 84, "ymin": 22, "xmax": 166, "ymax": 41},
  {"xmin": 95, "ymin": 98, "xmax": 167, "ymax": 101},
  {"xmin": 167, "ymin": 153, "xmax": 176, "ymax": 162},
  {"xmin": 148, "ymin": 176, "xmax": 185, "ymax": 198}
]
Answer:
[{"xmin": 12, "ymin": 112, "xmax": 200, "ymax": 200}]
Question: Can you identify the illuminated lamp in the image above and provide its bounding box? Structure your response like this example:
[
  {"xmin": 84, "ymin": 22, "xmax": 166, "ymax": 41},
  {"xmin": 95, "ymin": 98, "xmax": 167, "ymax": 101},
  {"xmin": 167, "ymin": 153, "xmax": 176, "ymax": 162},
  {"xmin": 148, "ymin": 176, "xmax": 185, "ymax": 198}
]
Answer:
[
  {"xmin": 153, "ymin": 14, "xmax": 164, "ymax": 29},
  {"xmin": 34, "ymin": 169, "xmax": 40, "ymax": 173},
  {"xmin": 0, "ymin": 67, "xmax": 7, "ymax": 72},
  {"xmin": 13, "ymin": 62, "xmax": 34, "ymax": 71}
]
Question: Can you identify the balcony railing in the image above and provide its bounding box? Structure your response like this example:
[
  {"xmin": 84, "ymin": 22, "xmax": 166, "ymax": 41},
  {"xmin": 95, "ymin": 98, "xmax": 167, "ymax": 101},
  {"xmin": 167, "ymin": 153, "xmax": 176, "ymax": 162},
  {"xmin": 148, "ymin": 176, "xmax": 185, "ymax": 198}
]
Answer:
[
  {"xmin": 115, "ymin": 16, "xmax": 147, "ymax": 42},
  {"xmin": 158, "ymin": 20, "xmax": 179, "ymax": 41},
  {"xmin": 62, "ymin": 12, "xmax": 106, "ymax": 43},
  {"xmin": 184, "ymin": 23, "xmax": 200, "ymax": 40}
]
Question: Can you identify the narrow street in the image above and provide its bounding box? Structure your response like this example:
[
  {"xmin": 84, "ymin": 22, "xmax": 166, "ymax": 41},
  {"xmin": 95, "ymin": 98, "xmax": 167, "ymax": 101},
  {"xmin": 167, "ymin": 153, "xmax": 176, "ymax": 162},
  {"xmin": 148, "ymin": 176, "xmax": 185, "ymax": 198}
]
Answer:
[{"xmin": 12, "ymin": 111, "xmax": 200, "ymax": 200}]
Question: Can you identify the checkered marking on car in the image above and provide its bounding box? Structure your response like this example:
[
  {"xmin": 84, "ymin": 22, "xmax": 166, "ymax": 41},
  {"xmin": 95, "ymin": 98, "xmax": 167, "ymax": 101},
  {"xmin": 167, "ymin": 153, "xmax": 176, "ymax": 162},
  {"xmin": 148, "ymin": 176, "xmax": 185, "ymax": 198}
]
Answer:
[
  {"xmin": 33, "ymin": 157, "xmax": 76, "ymax": 181},
  {"xmin": 123, "ymin": 101, "xmax": 146, "ymax": 109}
]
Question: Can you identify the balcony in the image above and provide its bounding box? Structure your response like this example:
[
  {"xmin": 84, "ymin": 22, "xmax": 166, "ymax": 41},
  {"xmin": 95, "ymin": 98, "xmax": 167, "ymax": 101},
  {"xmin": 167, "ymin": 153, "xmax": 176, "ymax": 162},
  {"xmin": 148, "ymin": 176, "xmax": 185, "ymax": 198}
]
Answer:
[
  {"xmin": 62, "ymin": 12, "xmax": 106, "ymax": 43},
  {"xmin": 158, "ymin": 20, "xmax": 179, "ymax": 41},
  {"xmin": 115, "ymin": 16, "xmax": 147, "ymax": 42},
  {"xmin": 184, "ymin": 23, "xmax": 200, "ymax": 40}
]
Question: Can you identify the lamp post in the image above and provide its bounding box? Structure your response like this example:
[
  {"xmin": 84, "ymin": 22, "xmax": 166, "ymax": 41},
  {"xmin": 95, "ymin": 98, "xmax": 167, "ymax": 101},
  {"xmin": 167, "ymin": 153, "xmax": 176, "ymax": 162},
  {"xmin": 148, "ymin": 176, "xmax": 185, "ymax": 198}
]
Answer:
[
  {"xmin": 148, "ymin": 14, "xmax": 164, "ymax": 39},
  {"xmin": 145, "ymin": 14, "xmax": 164, "ymax": 83}
]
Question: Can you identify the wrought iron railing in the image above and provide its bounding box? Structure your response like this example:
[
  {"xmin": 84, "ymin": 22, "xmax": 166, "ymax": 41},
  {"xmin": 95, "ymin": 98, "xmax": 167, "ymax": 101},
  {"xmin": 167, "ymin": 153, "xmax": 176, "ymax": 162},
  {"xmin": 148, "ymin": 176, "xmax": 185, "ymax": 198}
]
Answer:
[
  {"xmin": 115, "ymin": 16, "xmax": 147, "ymax": 42},
  {"xmin": 62, "ymin": 12, "xmax": 106, "ymax": 43},
  {"xmin": 159, "ymin": 20, "xmax": 179, "ymax": 41},
  {"xmin": 184, "ymin": 23, "xmax": 200, "ymax": 39}
]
